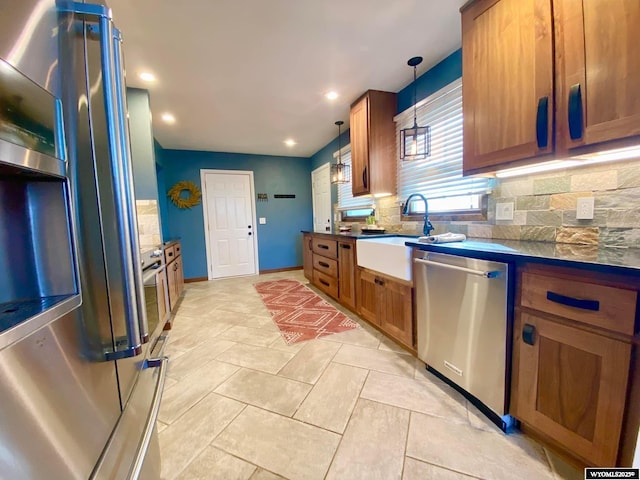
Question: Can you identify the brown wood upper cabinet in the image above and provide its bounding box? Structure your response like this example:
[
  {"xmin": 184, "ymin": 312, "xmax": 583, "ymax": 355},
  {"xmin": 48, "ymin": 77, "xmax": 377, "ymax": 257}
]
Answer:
[
  {"xmin": 349, "ymin": 90, "xmax": 397, "ymax": 197},
  {"xmin": 462, "ymin": 0, "xmax": 640, "ymax": 175},
  {"xmin": 462, "ymin": 0, "xmax": 553, "ymax": 175},
  {"xmin": 555, "ymin": 0, "xmax": 640, "ymax": 153}
]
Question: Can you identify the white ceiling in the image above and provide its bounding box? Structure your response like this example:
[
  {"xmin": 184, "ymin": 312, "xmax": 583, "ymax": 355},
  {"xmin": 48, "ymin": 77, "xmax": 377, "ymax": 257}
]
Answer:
[{"xmin": 108, "ymin": 0, "xmax": 466, "ymax": 157}]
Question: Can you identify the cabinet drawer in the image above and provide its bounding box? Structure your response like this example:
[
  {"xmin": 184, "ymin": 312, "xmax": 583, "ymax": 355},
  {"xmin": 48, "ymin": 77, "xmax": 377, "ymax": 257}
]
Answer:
[
  {"xmin": 520, "ymin": 272, "xmax": 637, "ymax": 336},
  {"xmin": 313, "ymin": 254, "xmax": 338, "ymax": 278},
  {"xmin": 312, "ymin": 238, "xmax": 337, "ymax": 259},
  {"xmin": 164, "ymin": 245, "xmax": 176, "ymax": 263},
  {"xmin": 174, "ymin": 242, "xmax": 181, "ymax": 257},
  {"xmin": 313, "ymin": 270, "xmax": 338, "ymax": 299}
]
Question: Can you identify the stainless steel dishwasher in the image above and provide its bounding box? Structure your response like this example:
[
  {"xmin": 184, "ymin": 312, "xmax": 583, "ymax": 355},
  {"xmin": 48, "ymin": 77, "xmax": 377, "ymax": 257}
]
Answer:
[{"xmin": 414, "ymin": 251, "xmax": 514, "ymax": 431}]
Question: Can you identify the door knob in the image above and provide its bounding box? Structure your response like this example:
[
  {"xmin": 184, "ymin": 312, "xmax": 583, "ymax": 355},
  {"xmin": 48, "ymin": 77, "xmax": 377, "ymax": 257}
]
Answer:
[{"xmin": 248, "ymin": 232, "xmax": 252, "ymax": 236}]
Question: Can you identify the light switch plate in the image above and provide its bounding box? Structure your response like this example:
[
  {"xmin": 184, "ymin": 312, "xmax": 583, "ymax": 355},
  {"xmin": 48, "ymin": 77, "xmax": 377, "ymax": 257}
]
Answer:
[
  {"xmin": 259, "ymin": 217, "xmax": 267, "ymax": 224},
  {"xmin": 496, "ymin": 202, "xmax": 514, "ymax": 221},
  {"xmin": 576, "ymin": 197, "xmax": 595, "ymax": 220}
]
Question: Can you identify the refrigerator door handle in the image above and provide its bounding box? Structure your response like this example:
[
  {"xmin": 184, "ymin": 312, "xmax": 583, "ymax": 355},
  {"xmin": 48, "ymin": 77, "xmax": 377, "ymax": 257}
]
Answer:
[
  {"xmin": 96, "ymin": 11, "xmax": 143, "ymax": 358},
  {"xmin": 112, "ymin": 27, "xmax": 149, "ymax": 344},
  {"xmin": 127, "ymin": 357, "xmax": 169, "ymax": 480},
  {"xmin": 63, "ymin": 2, "xmax": 144, "ymax": 358}
]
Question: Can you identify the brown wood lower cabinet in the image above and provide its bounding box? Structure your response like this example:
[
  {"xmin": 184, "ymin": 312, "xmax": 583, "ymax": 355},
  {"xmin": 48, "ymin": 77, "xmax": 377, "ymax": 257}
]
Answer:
[
  {"xmin": 301, "ymin": 233, "xmax": 413, "ymax": 350},
  {"xmin": 302, "ymin": 234, "xmax": 356, "ymax": 310},
  {"xmin": 356, "ymin": 267, "xmax": 414, "ymax": 349},
  {"xmin": 357, "ymin": 268, "xmax": 378, "ymax": 324},
  {"xmin": 166, "ymin": 242, "xmax": 184, "ymax": 311},
  {"xmin": 337, "ymin": 241, "xmax": 356, "ymax": 311},
  {"xmin": 302, "ymin": 233, "xmax": 313, "ymax": 280},
  {"xmin": 513, "ymin": 311, "xmax": 631, "ymax": 466},
  {"xmin": 511, "ymin": 263, "xmax": 638, "ymax": 467}
]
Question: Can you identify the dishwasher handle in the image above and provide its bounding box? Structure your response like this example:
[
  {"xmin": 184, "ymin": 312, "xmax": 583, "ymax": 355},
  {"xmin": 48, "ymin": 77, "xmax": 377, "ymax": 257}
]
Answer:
[{"xmin": 414, "ymin": 257, "xmax": 502, "ymax": 278}]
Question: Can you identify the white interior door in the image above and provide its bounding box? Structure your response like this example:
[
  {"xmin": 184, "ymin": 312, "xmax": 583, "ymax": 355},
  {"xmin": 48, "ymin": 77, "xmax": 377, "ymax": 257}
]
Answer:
[
  {"xmin": 202, "ymin": 170, "xmax": 258, "ymax": 279},
  {"xmin": 312, "ymin": 163, "xmax": 331, "ymax": 233}
]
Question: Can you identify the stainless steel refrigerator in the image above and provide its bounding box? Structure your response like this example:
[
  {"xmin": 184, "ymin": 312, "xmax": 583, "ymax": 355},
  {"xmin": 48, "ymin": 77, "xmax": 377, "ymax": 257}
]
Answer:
[{"xmin": 0, "ymin": 1, "xmax": 167, "ymax": 478}]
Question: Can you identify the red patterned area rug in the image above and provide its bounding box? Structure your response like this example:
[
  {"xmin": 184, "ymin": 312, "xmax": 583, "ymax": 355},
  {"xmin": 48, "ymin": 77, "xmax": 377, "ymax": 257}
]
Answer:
[{"xmin": 254, "ymin": 279, "xmax": 359, "ymax": 344}]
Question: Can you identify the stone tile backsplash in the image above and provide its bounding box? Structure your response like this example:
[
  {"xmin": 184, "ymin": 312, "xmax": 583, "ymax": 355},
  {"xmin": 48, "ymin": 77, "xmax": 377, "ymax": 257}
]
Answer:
[
  {"xmin": 136, "ymin": 199, "xmax": 162, "ymax": 249},
  {"xmin": 338, "ymin": 158, "xmax": 640, "ymax": 248}
]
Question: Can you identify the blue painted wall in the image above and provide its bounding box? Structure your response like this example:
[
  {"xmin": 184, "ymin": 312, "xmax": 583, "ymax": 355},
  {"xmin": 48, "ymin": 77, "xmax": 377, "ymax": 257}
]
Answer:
[
  {"xmin": 397, "ymin": 49, "xmax": 462, "ymax": 113},
  {"xmin": 160, "ymin": 149, "xmax": 312, "ymax": 278},
  {"xmin": 309, "ymin": 48, "xmax": 462, "ymax": 206}
]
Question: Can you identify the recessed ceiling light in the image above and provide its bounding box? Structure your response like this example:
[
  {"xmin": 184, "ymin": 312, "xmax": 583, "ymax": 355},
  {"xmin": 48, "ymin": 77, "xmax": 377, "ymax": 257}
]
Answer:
[
  {"xmin": 325, "ymin": 91, "xmax": 339, "ymax": 100},
  {"xmin": 139, "ymin": 72, "xmax": 156, "ymax": 83},
  {"xmin": 284, "ymin": 139, "xmax": 296, "ymax": 147},
  {"xmin": 161, "ymin": 113, "xmax": 176, "ymax": 124}
]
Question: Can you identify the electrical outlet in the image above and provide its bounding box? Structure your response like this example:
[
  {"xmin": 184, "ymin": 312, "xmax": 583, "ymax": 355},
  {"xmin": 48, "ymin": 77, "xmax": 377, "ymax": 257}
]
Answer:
[
  {"xmin": 259, "ymin": 217, "xmax": 267, "ymax": 224},
  {"xmin": 576, "ymin": 197, "xmax": 595, "ymax": 220},
  {"xmin": 496, "ymin": 202, "xmax": 514, "ymax": 221}
]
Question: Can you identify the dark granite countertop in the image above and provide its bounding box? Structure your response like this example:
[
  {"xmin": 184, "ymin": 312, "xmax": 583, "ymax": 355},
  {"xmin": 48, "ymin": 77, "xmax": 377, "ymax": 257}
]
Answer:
[
  {"xmin": 301, "ymin": 230, "xmax": 420, "ymax": 240},
  {"xmin": 303, "ymin": 230, "xmax": 640, "ymax": 274},
  {"xmin": 163, "ymin": 238, "xmax": 181, "ymax": 246},
  {"xmin": 405, "ymin": 237, "xmax": 640, "ymax": 275}
]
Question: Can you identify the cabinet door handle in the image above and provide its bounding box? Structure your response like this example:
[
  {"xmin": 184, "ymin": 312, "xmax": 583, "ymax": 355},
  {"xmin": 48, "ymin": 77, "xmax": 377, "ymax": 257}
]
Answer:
[
  {"xmin": 340, "ymin": 244, "xmax": 351, "ymax": 249},
  {"xmin": 308, "ymin": 239, "xmax": 312, "ymax": 249},
  {"xmin": 568, "ymin": 83, "xmax": 584, "ymax": 140},
  {"xmin": 318, "ymin": 244, "xmax": 329, "ymax": 250},
  {"xmin": 546, "ymin": 291, "xmax": 599, "ymax": 311},
  {"xmin": 319, "ymin": 261, "xmax": 330, "ymax": 268},
  {"xmin": 536, "ymin": 96, "xmax": 549, "ymax": 148},
  {"xmin": 522, "ymin": 323, "xmax": 536, "ymax": 346},
  {"xmin": 362, "ymin": 166, "xmax": 368, "ymax": 189},
  {"xmin": 319, "ymin": 279, "xmax": 330, "ymax": 287}
]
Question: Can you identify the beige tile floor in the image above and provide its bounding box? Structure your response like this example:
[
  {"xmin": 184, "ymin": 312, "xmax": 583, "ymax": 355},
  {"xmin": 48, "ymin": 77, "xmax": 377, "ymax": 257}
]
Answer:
[{"xmin": 158, "ymin": 270, "xmax": 582, "ymax": 480}]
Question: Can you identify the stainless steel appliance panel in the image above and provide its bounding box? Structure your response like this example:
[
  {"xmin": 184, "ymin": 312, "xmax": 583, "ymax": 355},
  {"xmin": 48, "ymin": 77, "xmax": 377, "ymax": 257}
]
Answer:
[
  {"xmin": 0, "ymin": 0, "xmax": 60, "ymax": 95},
  {"xmin": 59, "ymin": 6, "xmax": 145, "ymax": 397},
  {"xmin": 0, "ymin": 307, "xmax": 121, "ymax": 480},
  {"xmin": 0, "ymin": 173, "xmax": 76, "ymax": 302},
  {"xmin": 91, "ymin": 354, "xmax": 168, "ymax": 480},
  {"xmin": 415, "ymin": 252, "xmax": 509, "ymax": 417},
  {"xmin": 0, "ymin": 168, "xmax": 81, "ymax": 350},
  {"xmin": 0, "ymin": 176, "xmax": 76, "ymax": 300},
  {"xmin": 1, "ymin": 2, "xmax": 165, "ymax": 477}
]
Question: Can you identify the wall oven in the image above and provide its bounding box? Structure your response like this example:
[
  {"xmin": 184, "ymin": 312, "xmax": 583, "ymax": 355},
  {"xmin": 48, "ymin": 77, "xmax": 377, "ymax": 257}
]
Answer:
[{"xmin": 141, "ymin": 249, "xmax": 170, "ymax": 353}]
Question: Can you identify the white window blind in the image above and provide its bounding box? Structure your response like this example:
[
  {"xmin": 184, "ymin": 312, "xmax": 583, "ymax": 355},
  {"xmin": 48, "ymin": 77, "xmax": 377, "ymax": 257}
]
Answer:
[
  {"xmin": 336, "ymin": 147, "xmax": 374, "ymax": 210},
  {"xmin": 395, "ymin": 78, "xmax": 492, "ymax": 202}
]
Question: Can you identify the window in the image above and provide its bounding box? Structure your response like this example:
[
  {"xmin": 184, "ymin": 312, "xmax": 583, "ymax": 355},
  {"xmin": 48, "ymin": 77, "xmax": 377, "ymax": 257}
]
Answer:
[
  {"xmin": 336, "ymin": 146, "xmax": 374, "ymax": 218},
  {"xmin": 395, "ymin": 78, "xmax": 493, "ymax": 217}
]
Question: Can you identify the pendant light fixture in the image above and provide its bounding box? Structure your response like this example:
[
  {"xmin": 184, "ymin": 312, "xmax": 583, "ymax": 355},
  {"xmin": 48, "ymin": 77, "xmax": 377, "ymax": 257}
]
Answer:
[
  {"xmin": 330, "ymin": 120, "xmax": 350, "ymax": 184},
  {"xmin": 400, "ymin": 56, "xmax": 431, "ymax": 161}
]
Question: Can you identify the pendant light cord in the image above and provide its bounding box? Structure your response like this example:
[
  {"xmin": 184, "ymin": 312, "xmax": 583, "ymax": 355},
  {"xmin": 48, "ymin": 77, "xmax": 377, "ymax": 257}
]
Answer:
[
  {"xmin": 336, "ymin": 120, "xmax": 343, "ymax": 165},
  {"xmin": 413, "ymin": 64, "xmax": 418, "ymax": 129}
]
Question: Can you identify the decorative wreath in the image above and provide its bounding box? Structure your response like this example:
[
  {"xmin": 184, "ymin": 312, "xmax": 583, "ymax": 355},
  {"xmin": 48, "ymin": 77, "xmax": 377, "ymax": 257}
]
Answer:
[{"xmin": 168, "ymin": 180, "xmax": 202, "ymax": 209}]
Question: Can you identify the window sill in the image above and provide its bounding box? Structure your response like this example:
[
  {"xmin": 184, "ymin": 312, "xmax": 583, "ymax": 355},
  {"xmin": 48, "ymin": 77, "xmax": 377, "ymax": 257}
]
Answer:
[{"xmin": 402, "ymin": 211, "xmax": 487, "ymax": 222}]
